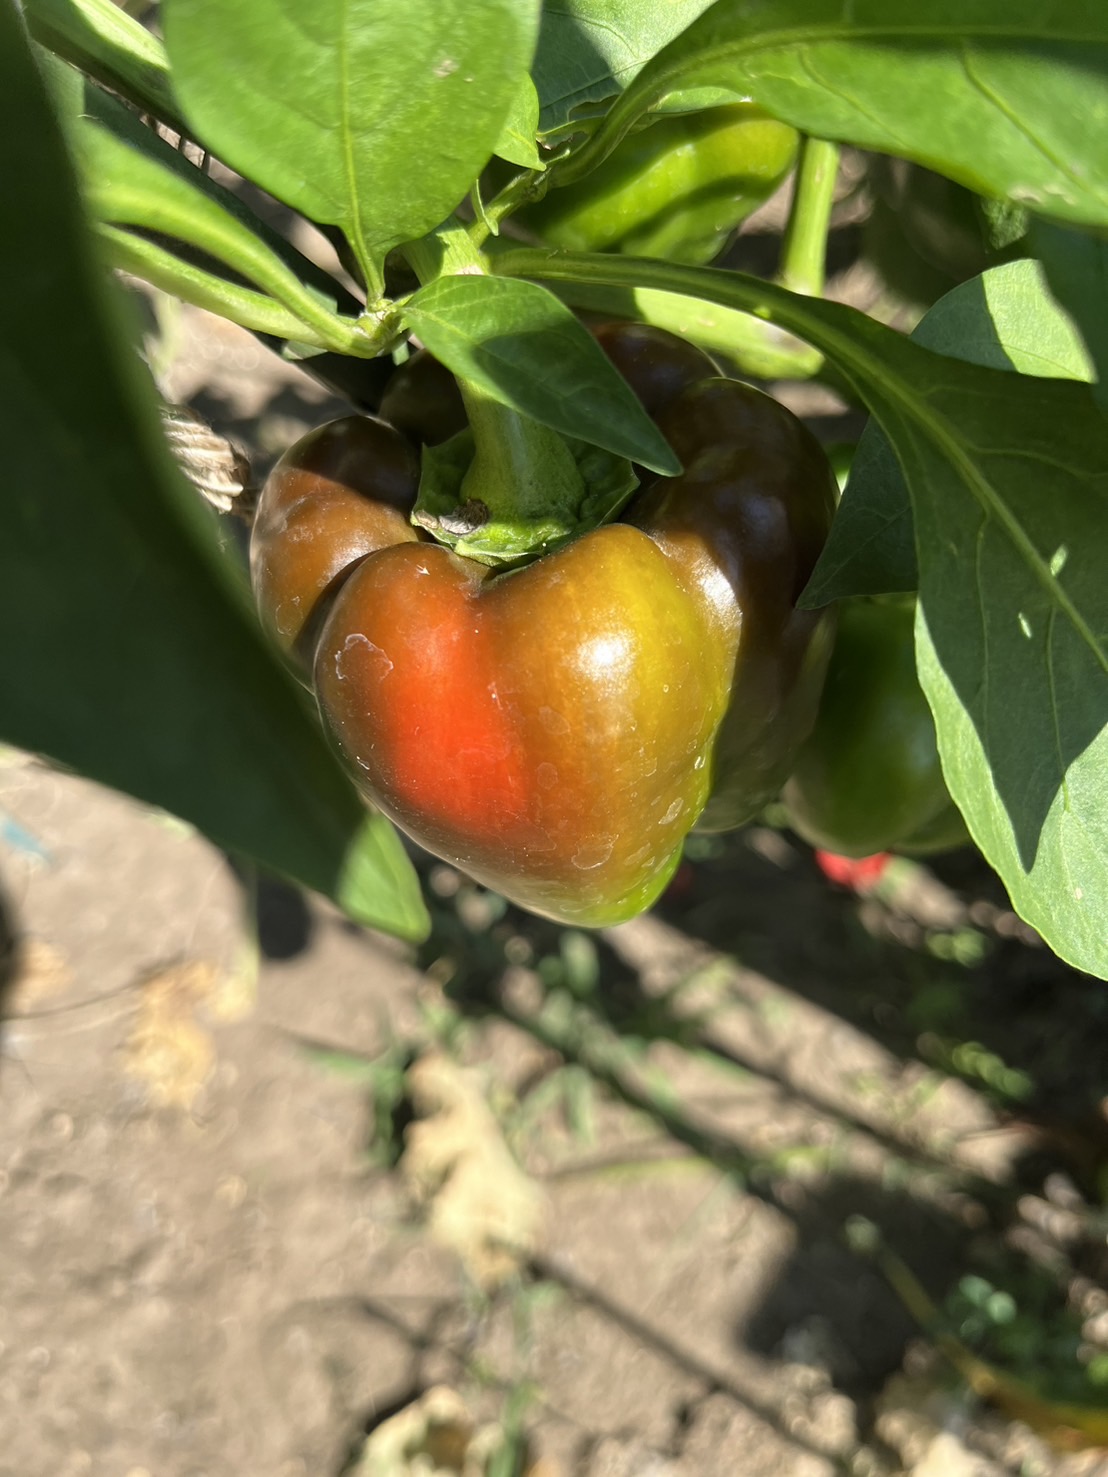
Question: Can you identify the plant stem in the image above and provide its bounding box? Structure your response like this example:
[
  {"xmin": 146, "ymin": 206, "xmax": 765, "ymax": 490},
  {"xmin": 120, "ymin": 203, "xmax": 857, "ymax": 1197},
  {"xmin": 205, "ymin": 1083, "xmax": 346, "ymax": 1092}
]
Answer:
[
  {"xmin": 98, "ymin": 225, "xmax": 335, "ymax": 345},
  {"xmin": 470, "ymin": 163, "xmax": 552, "ymax": 248},
  {"xmin": 779, "ymin": 137, "xmax": 840, "ymax": 298},
  {"xmin": 88, "ymin": 159, "xmax": 383, "ymax": 353},
  {"xmin": 27, "ymin": 0, "xmax": 187, "ymax": 134}
]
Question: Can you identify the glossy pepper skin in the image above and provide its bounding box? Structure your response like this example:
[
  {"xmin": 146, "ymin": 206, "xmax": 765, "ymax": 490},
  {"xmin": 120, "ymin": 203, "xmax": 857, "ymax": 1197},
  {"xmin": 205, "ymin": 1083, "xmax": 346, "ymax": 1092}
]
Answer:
[
  {"xmin": 251, "ymin": 323, "xmax": 837, "ymax": 926},
  {"xmin": 250, "ymin": 414, "xmax": 422, "ymax": 665},
  {"xmin": 518, "ymin": 105, "xmax": 798, "ymax": 265},
  {"xmin": 783, "ymin": 597, "xmax": 968, "ymax": 858}
]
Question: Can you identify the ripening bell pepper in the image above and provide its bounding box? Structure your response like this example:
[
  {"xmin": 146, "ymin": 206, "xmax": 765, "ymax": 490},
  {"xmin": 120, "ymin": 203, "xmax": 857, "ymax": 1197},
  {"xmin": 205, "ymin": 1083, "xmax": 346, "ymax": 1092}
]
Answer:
[
  {"xmin": 251, "ymin": 322, "xmax": 837, "ymax": 926},
  {"xmin": 783, "ymin": 596, "xmax": 969, "ymax": 858},
  {"xmin": 517, "ymin": 105, "xmax": 798, "ymax": 265}
]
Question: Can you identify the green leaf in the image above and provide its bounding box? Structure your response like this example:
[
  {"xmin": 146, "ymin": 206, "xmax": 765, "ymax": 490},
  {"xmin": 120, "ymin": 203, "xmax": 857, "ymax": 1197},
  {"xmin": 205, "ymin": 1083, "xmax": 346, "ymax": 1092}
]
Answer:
[
  {"xmin": 0, "ymin": 9, "xmax": 429, "ymax": 943},
  {"xmin": 24, "ymin": 0, "xmax": 186, "ymax": 130},
  {"xmin": 1032, "ymin": 219, "xmax": 1108, "ymax": 413},
  {"xmin": 162, "ymin": 0, "xmax": 541, "ymax": 296},
  {"xmin": 806, "ymin": 258, "xmax": 1097, "ymax": 602},
  {"xmin": 532, "ymin": 0, "xmax": 716, "ymax": 134},
  {"xmin": 495, "ymin": 75, "xmax": 543, "ymax": 170},
  {"xmin": 562, "ymin": 1, "xmax": 1108, "ymax": 230},
  {"xmin": 491, "ymin": 248, "xmax": 1108, "ymax": 980},
  {"xmin": 401, "ymin": 274, "xmax": 680, "ymax": 474}
]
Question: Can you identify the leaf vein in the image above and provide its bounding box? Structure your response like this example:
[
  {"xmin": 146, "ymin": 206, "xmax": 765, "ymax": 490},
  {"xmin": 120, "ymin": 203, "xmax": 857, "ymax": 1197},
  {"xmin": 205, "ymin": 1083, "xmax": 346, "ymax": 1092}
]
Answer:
[
  {"xmin": 958, "ymin": 42, "xmax": 1101, "ymax": 205},
  {"xmin": 337, "ymin": 0, "xmax": 369, "ymax": 273}
]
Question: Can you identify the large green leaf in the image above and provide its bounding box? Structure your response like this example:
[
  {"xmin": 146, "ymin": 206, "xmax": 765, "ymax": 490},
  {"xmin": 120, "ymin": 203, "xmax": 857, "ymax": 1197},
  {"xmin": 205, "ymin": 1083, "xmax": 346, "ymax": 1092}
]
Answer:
[
  {"xmin": 493, "ymin": 247, "xmax": 1108, "ymax": 980},
  {"xmin": 531, "ymin": 0, "xmax": 715, "ymax": 133},
  {"xmin": 0, "ymin": 8, "xmax": 429, "ymax": 942},
  {"xmin": 162, "ymin": 0, "xmax": 541, "ymax": 295},
  {"xmin": 402, "ymin": 275, "xmax": 679, "ymax": 474},
  {"xmin": 804, "ymin": 259, "xmax": 1096, "ymax": 602},
  {"xmin": 559, "ymin": 1, "xmax": 1108, "ymax": 230}
]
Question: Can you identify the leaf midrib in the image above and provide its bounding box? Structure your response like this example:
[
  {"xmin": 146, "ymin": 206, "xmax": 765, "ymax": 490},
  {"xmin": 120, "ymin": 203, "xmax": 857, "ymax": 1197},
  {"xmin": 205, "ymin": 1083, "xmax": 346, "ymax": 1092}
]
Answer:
[{"xmin": 337, "ymin": 0, "xmax": 359, "ymax": 243}]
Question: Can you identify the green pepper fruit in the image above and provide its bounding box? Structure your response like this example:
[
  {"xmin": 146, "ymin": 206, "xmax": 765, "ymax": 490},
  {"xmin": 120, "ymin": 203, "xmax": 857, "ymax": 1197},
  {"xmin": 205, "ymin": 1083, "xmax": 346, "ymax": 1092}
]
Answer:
[
  {"xmin": 783, "ymin": 597, "xmax": 969, "ymax": 858},
  {"xmin": 251, "ymin": 323, "xmax": 836, "ymax": 926},
  {"xmin": 518, "ymin": 105, "xmax": 798, "ymax": 265}
]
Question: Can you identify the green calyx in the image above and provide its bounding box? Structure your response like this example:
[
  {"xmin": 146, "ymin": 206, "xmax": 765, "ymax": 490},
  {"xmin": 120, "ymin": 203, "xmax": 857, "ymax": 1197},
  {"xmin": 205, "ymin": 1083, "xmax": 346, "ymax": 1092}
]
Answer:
[{"xmin": 412, "ymin": 418, "xmax": 639, "ymax": 566}]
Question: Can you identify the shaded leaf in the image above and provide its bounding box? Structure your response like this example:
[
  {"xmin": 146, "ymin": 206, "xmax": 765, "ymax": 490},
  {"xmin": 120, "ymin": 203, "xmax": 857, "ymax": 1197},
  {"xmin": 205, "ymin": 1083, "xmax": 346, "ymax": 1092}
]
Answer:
[
  {"xmin": 532, "ymin": 0, "xmax": 715, "ymax": 133},
  {"xmin": 0, "ymin": 10, "xmax": 428, "ymax": 941},
  {"xmin": 402, "ymin": 274, "xmax": 679, "ymax": 473},
  {"xmin": 1033, "ymin": 219, "xmax": 1108, "ymax": 413}
]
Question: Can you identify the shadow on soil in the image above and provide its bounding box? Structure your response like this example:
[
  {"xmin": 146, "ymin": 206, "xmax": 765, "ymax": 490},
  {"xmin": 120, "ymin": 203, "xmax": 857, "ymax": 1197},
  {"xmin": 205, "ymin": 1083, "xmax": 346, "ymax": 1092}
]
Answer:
[{"xmin": 380, "ymin": 828, "xmax": 1108, "ymax": 1421}]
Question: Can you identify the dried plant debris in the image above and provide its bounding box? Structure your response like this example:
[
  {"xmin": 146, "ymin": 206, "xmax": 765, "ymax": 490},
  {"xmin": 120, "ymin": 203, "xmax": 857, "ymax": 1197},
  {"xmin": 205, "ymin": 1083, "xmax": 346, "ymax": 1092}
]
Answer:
[
  {"xmin": 6, "ymin": 937, "xmax": 73, "ymax": 1011},
  {"xmin": 401, "ymin": 1052, "xmax": 545, "ymax": 1290},
  {"xmin": 349, "ymin": 1385, "xmax": 555, "ymax": 1477},
  {"xmin": 122, "ymin": 959, "xmax": 247, "ymax": 1109}
]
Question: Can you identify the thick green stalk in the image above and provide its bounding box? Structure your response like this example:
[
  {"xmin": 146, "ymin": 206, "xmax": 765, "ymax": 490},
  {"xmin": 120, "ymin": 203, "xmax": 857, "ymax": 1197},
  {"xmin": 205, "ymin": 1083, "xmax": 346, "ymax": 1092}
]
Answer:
[{"xmin": 779, "ymin": 137, "xmax": 840, "ymax": 298}]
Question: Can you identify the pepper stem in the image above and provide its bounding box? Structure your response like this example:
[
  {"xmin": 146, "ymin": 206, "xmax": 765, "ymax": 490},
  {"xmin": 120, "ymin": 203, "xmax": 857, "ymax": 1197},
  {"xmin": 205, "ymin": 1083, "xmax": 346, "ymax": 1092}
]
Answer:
[
  {"xmin": 402, "ymin": 219, "xmax": 589, "ymax": 560},
  {"xmin": 455, "ymin": 377, "xmax": 585, "ymax": 527}
]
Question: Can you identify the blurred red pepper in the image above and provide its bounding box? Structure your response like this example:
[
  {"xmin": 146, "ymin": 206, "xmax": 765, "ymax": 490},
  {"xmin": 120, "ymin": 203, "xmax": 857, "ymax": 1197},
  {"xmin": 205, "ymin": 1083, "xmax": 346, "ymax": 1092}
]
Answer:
[{"xmin": 814, "ymin": 849, "xmax": 891, "ymax": 893}]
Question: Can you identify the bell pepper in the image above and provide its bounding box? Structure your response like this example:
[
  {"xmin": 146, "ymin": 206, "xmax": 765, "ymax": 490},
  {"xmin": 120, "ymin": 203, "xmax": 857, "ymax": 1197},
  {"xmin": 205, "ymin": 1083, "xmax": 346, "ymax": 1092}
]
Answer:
[
  {"xmin": 517, "ymin": 105, "xmax": 798, "ymax": 266},
  {"xmin": 251, "ymin": 322, "xmax": 837, "ymax": 926},
  {"xmin": 783, "ymin": 596, "xmax": 969, "ymax": 858}
]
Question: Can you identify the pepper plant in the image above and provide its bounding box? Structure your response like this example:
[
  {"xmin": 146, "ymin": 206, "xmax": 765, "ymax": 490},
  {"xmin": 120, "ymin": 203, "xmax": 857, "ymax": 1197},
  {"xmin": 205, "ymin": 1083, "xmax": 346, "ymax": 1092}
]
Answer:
[{"xmin": 3, "ymin": 0, "xmax": 1107, "ymax": 977}]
